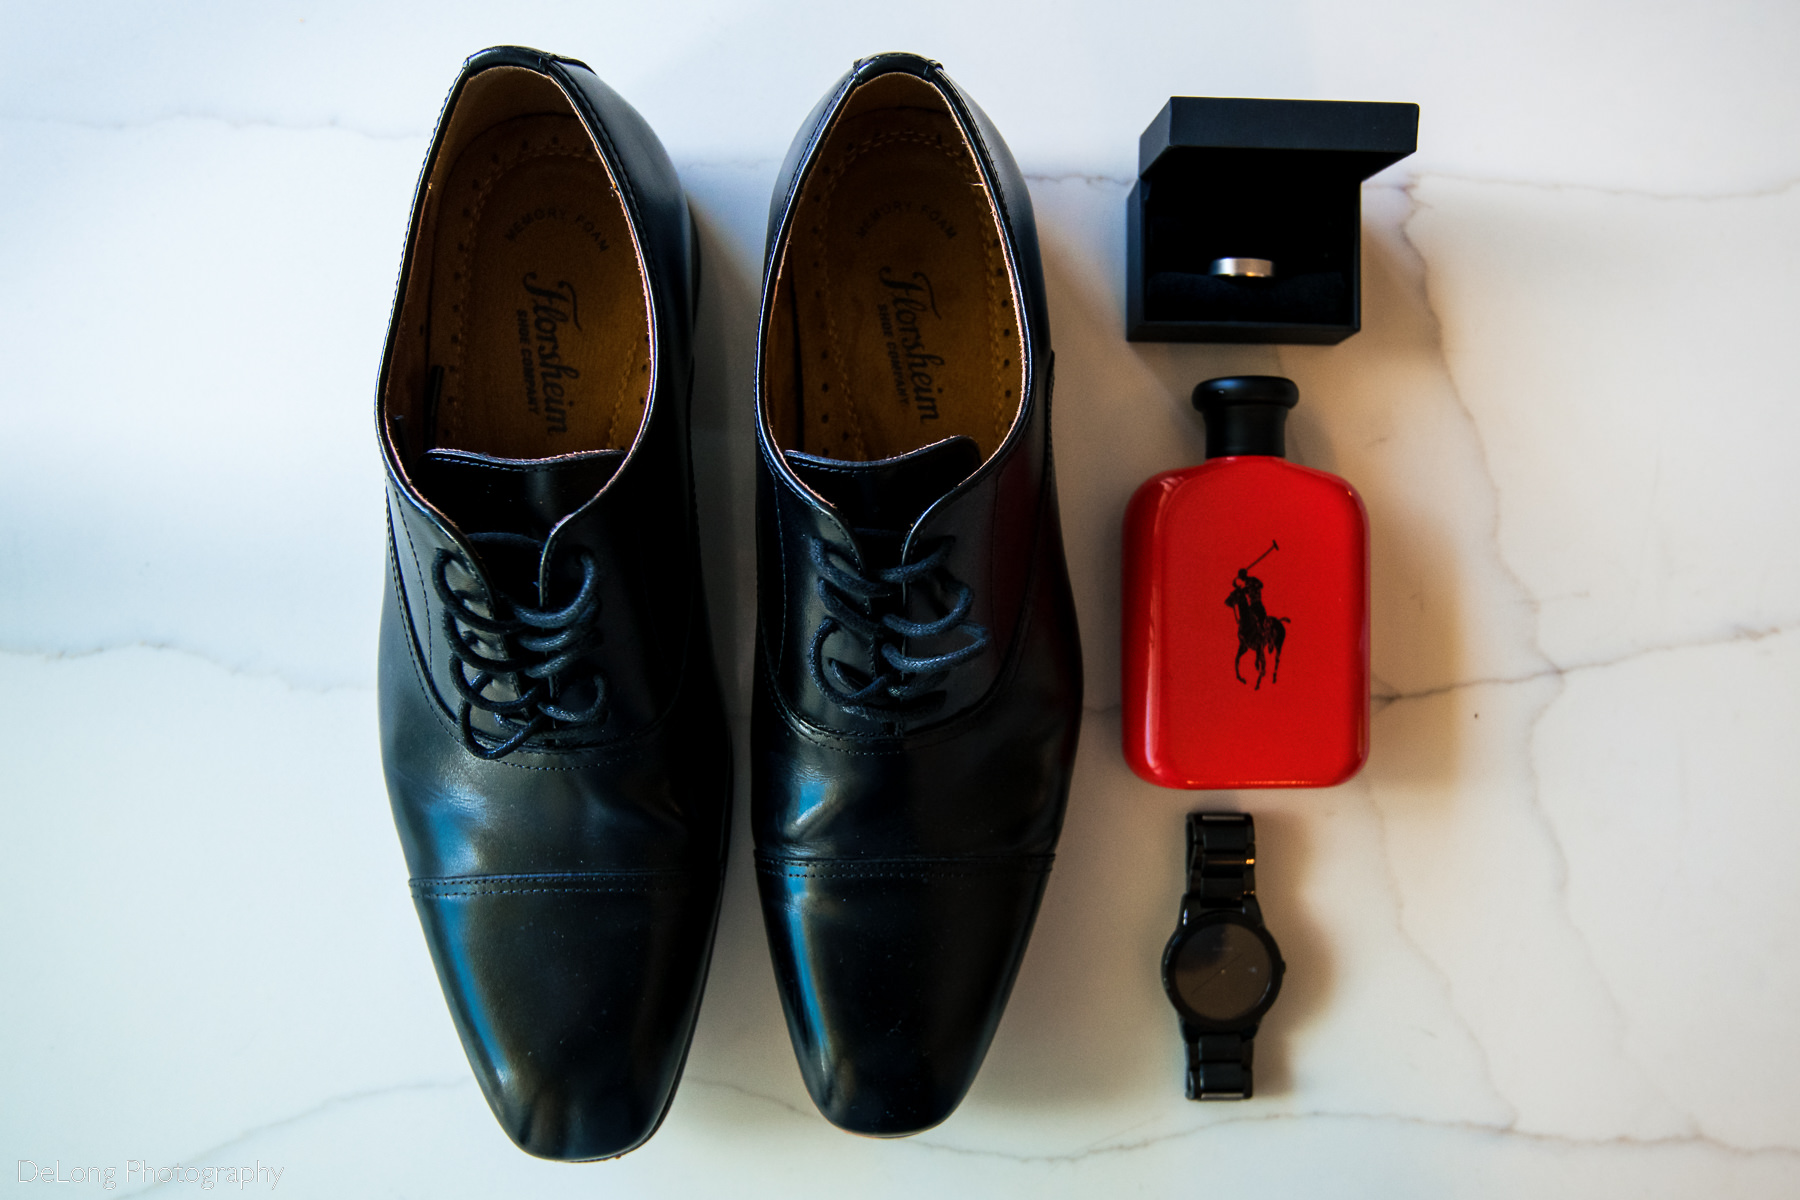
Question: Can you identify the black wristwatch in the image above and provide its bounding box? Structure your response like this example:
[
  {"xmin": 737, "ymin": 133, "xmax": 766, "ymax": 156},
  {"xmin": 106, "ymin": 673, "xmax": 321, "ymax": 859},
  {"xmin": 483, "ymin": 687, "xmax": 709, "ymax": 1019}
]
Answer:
[{"xmin": 1162, "ymin": 812, "xmax": 1285, "ymax": 1100}]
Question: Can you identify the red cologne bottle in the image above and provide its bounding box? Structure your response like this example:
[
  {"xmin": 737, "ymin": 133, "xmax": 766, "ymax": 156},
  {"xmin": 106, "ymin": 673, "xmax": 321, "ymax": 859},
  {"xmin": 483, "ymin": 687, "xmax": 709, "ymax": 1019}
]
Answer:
[{"xmin": 1123, "ymin": 376, "xmax": 1369, "ymax": 788}]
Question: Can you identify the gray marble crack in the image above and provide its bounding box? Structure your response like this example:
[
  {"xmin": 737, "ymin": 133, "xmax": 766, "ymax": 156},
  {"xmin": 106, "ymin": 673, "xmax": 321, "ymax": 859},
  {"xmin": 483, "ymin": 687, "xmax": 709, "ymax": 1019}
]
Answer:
[
  {"xmin": 682, "ymin": 1075, "xmax": 817, "ymax": 1122},
  {"xmin": 132, "ymin": 1077, "xmax": 469, "ymax": 1195},
  {"xmin": 1395, "ymin": 182, "xmax": 1698, "ymax": 1137},
  {"xmin": 0, "ymin": 112, "xmax": 426, "ymax": 141},
  {"xmin": 1393, "ymin": 177, "xmax": 1556, "ymax": 684},
  {"xmin": 1071, "ymin": 1111, "xmax": 1168, "ymax": 1156},
  {"xmin": 1361, "ymin": 783, "xmax": 1522, "ymax": 1128},
  {"xmin": 1015, "ymin": 168, "xmax": 1800, "ymax": 205},
  {"xmin": 1359, "ymin": 187, "xmax": 1561, "ymax": 1128},
  {"xmin": 908, "ymin": 1109, "xmax": 1800, "ymax": 1165},
  {"xmin": 1372, "ymin": 622, "xmax": 1796, "ymax": 706},
  {"xmin": 1411, "ymin": 169, "xmax": 1800, "ymax": 205},
  {"xmin": 672, "ymin": 156, "xmax": 783, "ymax": 174},
  {"xmin": 0, "ymin": 641, "xmax": 372, "ymax": 696},
  {"xmin": 1511, "ymin": 668, "xmax": 1700, "ymax": 1138},
  {"xmin": 1023, "ymin": 170, "xmax": 1131, "ymax": 186},
  {"xmin": 661, "ymin": 1068, "xmax": 1800, "ymax": 1161}
]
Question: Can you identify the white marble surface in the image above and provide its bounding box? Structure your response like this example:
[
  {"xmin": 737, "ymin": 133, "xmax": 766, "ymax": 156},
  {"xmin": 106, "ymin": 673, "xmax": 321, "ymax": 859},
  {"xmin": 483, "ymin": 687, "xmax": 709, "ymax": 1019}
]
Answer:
[{"xmin": 4, "ymin": 2, "xmax": 1800, "ymax": 1195}]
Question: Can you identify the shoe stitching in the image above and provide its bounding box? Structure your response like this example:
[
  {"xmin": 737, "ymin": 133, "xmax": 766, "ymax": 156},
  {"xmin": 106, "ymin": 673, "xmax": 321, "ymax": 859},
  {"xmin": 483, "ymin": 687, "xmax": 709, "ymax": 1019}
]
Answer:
[
  {"xmin": 440, "ymin": 137, "xmax": 600, "ymax": 446},
  {"xmin": 390, "ymin": 497, "xmax": 432, "ymax": 678},
  {"xmin": 387, "ymin": 448, "xmax": 710, "ymax": 767},
  {"xmin": 773, "ymin": 72, "xmax": 861, "ymax": 249},
  {"xmin": 604, "ymin": 315, "xmax": 644, "ymax": 449},
  {"xmin": 759, "ymin": 870, "xmax": 1044, "ymax": 881},
  {"xmin": 937, "ymin": 74, "xmax": 1018, "ymax": 268},
  {"xmin": 809, "ymin": 129, "xmax": 984, "ymax": 463},
  {"xmin": 983, "ymin": 453, "xmax": 1003, "ymax": 634},
  {"xmin": 754, "ymin": 853, "xmax": 1053, "ymax": 880},
  {"xmin": 384, "ymin": 68, "xmax": 707, "ymax": 771},
  {"xmin": 388, "ymin": 520, "xmax": 704, "ymax": 772},
  {"xmin": 405, "ymin": 630, "xmax": 697, "ymax": 772},
  {"xmin": 412, "ymin": 869, "xmax": 694, "ymax": 897},
  {"xmin": 770, "ymin": 469, "xmax": 791, "ymax": 669},
  {"xmin": 755, "ymin": 853, "xmax": 1052, "ymax": 866},
  {"xmin": 559, "ymin": 72, "xmax": 661, "ymax": 302},
  {"xmin": 934, "ymin": 73, "xmax": 1034, "ymax": 458},
  {"xmin": 810, "ymin": 136, "xmax": 907, "ymax": 459},
  {"xmin": 414, "ymin": 882, "xmax": 689, "ymax": 897},
  {"xmin": 556, "ymin": 66, "xmax": 675, "ymax": 437},
  {"xmin": 758, "ymin": 460, "xmax": 1051, "ymax": 753},
  {"xmin": 759, "ymin": 95, "xmax": 1051, "ymax": 743},
  {"xmin": 550, "ymin": 65, "xmax": 676, "ymax": 486}
]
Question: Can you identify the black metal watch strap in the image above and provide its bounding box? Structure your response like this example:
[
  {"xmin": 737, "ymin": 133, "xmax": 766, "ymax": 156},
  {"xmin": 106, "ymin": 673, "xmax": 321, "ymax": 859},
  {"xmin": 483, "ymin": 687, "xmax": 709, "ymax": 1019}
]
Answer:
[
  {"xmin": 1186, "ymin": 811, "xmax": 1255, "ymax": 904},
  {"xmin": 1183, "ymin": 812, "xmax": 1258, "ymax": 1101},
  {"xmin": 1186, "ymin": 1030, "xmax": 1254, "ymax": 1100}
]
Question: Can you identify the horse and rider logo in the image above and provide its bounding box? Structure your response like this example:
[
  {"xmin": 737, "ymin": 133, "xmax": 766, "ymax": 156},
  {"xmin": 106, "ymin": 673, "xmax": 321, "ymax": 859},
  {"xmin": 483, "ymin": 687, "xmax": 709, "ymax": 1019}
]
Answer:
[{"xmin": 1225, "ymin": 539, "xmax": 1290, "ymax": 689}]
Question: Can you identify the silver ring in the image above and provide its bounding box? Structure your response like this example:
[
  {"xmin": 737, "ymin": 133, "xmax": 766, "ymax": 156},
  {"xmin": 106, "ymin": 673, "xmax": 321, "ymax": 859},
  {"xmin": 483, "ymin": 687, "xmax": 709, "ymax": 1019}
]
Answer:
[{"xmin": 1210, "ymin": 257, "xmax": 1275, "ymax": 279}]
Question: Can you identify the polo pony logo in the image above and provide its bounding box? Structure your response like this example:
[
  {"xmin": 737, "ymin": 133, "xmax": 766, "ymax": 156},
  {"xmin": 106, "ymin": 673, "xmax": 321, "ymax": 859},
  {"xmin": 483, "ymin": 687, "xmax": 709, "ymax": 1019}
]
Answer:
[{"xmin": 1225, "ymin": 540, "xmax": 1290, "ymax": 690}]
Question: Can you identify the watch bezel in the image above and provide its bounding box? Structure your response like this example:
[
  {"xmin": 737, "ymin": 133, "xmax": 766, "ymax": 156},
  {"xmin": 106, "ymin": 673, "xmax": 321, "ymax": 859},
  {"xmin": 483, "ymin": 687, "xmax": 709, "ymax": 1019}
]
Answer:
[{"xmin": 1161, "ymin": 908, "xmax": 1285, "ymax": 1030}]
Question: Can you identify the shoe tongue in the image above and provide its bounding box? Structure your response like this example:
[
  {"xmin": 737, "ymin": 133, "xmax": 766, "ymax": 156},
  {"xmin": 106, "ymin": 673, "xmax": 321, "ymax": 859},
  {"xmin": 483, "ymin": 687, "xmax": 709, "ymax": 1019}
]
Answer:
[
  {"xmin": 786, "ymin": 436, "xmax": 981, "ymax": 534},
  {"xmin": 414, "ymin": 448, "xmax": 626, "ymax": 540}
]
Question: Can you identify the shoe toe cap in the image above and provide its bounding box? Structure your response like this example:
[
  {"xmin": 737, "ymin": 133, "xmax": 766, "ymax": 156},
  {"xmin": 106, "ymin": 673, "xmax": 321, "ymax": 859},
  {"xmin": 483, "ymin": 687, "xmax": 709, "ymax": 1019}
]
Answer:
[
  {"xmin": 411, "ymin": 872, "xmax": 717, "ymax": 1160},
  {"xmin": 756, "ymin": 855, "xmax": 1052, "ymax": 1136}
]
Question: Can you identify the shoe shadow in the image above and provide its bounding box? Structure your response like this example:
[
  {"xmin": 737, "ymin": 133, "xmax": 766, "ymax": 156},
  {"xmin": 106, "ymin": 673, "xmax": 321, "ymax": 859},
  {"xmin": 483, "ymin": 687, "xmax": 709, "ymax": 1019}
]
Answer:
[
  {"xmin": 686, "ymin": 181, "xmax": 767, "ymax": 719},
  {"xmin": 674, "ymin": 183, "xmax": 828, "ymax": 1132}
]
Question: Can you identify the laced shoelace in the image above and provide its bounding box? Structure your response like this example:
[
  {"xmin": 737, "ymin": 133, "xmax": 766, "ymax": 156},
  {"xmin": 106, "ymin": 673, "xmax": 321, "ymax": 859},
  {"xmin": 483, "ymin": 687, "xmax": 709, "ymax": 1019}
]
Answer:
[
  {"xmin": 432, "ymin": 531, "xmax": 608, "ymax": 759},
  {"xmin": 806, "ymin": 528, "xmax": 990, "ymax": 723}
]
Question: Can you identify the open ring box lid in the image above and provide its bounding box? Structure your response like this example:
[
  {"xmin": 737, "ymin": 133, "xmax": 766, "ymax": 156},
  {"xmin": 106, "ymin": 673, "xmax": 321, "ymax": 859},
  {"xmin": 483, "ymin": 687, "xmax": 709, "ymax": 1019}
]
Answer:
[{"xmin": 1127, "ymin": 97, "xmax": 1418, "ymax": 345}]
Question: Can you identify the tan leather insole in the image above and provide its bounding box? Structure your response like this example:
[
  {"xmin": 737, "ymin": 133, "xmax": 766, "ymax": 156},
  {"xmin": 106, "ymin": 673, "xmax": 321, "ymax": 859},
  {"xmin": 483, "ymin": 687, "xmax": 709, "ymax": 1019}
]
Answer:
[
  {"xmin": 428, "ymin": 114, "xmax": 649, "ymax": 459},
  {"xmin": 783, "ymin": 105, "xmax": 1022, "ymax": 462}
]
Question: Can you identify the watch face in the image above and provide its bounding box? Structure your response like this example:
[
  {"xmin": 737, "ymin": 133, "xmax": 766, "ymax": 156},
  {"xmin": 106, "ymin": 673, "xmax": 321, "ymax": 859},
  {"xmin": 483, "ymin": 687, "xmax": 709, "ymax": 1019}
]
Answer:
[{"xmin": 1169, "ymin": 919, "xmax": 1278, "ymax": 1023}]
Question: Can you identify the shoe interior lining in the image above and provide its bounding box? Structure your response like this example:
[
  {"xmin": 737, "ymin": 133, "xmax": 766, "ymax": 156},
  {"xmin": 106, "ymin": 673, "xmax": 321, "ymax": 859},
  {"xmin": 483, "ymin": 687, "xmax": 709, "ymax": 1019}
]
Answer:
[
  {"xmin": 383, "ymin": 67, "xmax": 651, "ymax": 466},
  {"xmin": 764, "ymin": 73, "xmax": 1025, "ymax": 466}
]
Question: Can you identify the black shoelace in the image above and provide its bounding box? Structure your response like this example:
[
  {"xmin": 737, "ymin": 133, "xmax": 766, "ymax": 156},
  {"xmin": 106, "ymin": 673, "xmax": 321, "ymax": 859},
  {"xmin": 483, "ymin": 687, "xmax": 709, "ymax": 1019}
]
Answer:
[
  {"xmin": 806, "ymin": 529, "xmax": 989, "ymax": 723},
  {"xmin": 432, "ymin": 532, "xmax": 608, "ymax": 759}
]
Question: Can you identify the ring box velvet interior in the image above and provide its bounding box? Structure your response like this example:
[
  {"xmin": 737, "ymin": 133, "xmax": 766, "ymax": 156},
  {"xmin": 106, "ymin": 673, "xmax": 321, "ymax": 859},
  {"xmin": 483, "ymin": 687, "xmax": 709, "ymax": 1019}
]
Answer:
[{"xmin": 1126, "ymin": 97, "xmax": 1418, "ymax": 345}]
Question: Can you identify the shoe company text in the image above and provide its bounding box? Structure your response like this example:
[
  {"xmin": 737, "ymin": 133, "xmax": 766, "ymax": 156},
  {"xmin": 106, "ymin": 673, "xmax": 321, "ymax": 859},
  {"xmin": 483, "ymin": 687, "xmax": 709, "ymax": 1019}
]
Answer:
[
  {"xmin": 518, "ymin": 272, "xmax": 583, "ymax": 434},
  {"xmin": 877, "ymin": 266, "xmax": 944, "ymax": 422}
]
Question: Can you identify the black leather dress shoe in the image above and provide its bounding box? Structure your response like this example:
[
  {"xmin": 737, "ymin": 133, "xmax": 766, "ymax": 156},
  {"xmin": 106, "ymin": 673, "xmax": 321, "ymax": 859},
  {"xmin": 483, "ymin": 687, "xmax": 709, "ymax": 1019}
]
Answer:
[
  {"xmin": 375, "ymin": 46, "xmax": 730, "ymax": 1161},
  {"xmin": 752, "ymin": 52, "xmax": 1083, "ymax": 1136}
]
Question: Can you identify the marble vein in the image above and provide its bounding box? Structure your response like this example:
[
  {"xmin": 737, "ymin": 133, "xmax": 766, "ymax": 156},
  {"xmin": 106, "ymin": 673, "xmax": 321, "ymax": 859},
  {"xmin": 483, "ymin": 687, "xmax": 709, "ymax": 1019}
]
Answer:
[
  {"xmin": 674, "ymin": 1073, "xmax": 1800, "ymax": 1164},
  {"xmin": 1371, "ymin": 622, "xmax": 1795, "ymax": 709},
  {"xmin": 683, "ymin": 1075, "xmax": 818, "ymax": 1123},
  {"xmin": 1512, "ymin": 665, "xmax": 1697, "ymax": 1140},
  {"xmin": 910, "ymin": 1111, "xmax": 1800, "ymax": 1166},
  {"xmin": 1022, "ymin": 171, "xmax": 1132, "ymax": 186},
  {"xmin": 136, "ymin": 1078, "xmax": 469, "ymax": 1193},
  {"xmin": 1011, "ymin": 168, "xmax": 1800, "ymax": 211},
  {"xmin": 0, "ymin": 112, "xmax": 427, "ymax": 141},
  {"xmin": 9, "ymin": 113, "xmax": 1793, "ymax": 205},
  {"xmin": 1390, "ymin": 184, "xmax": 1700, "ymax": 1140},
  {"xmin": 0, "ymin": 642, "xmax": 373, "ymax": 697},
  {"xmin": 1413, "ymin": 170, "xmax": 1800, "ymax": 205},
  {"xmin": 1359, "ymin": 784, "xmax": 1522, "ymax": 1127}
]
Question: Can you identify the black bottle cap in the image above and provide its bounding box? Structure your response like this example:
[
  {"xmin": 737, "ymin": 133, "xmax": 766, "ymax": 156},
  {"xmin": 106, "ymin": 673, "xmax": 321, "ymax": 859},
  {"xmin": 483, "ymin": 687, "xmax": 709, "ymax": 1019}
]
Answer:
[{"xmin": 1192, "ymin": 375, "xmax": 1299, "ymax": 459}]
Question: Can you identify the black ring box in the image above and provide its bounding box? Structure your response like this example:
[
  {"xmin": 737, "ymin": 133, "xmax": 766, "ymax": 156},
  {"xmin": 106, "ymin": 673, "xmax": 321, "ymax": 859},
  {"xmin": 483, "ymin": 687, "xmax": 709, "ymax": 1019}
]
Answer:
[{"xmin": 1126, "ymin": 97, "xmax": 1418, "ymax": 345}]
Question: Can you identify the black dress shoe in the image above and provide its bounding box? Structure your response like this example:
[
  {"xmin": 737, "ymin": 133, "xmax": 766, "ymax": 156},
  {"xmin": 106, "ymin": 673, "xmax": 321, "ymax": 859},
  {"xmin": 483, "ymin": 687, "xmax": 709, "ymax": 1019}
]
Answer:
[
  {"xmin": 752, "ymin": 52, "xmax": 1083, "ymax": 1136},
  {"xmin": 375, "ymin": 46, "xmax": 730, "ymax": 1161}
]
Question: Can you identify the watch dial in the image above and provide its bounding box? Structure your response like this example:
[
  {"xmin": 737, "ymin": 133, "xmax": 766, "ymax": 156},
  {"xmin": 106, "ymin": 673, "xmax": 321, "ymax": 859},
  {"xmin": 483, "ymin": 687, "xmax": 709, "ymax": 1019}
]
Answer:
[{"xmin": 1172, "ymin": 922, "xmax": 1274, "ymax": 1022}]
